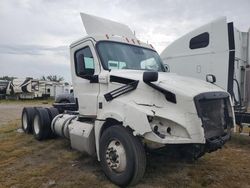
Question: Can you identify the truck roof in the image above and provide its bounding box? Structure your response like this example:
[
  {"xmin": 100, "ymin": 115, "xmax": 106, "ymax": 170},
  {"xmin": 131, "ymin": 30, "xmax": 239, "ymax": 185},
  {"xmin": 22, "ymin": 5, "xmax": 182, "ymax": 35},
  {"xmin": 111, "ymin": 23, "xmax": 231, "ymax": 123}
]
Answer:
[{"xmin": 70, "ymin": 34, "xmax": 155, "ymax": 50}]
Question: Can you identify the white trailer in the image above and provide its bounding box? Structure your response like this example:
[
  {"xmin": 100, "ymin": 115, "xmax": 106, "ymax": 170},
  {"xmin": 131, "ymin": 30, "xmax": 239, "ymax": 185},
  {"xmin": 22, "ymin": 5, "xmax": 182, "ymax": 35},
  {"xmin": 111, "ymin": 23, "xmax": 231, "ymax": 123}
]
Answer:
[
  {"xmin": 6, "ymin": 77, "xmax": 40, "ymax": 99},
  {"xmin": 44, "ymin": 81, "xmax": 71, "ymax": 98},
  {"xmin": 161, "ymin": 17, "xmax": 250, "ymax": 132},
  {"xmin": 0, "ymin": 80, "xmax": 10, "ymax": 99},
  {"xmin": 21, "ymin": 13, "xmax": 235, "ymax": 186}
]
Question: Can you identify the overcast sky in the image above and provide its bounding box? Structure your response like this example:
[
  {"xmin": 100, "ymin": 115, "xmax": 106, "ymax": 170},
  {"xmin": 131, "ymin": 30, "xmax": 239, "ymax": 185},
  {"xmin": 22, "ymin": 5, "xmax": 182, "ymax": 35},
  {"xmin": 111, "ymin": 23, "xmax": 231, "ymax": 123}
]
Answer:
[{"xmin": 0, "ymin": 0, "xmax": 249, "ymax": 82}]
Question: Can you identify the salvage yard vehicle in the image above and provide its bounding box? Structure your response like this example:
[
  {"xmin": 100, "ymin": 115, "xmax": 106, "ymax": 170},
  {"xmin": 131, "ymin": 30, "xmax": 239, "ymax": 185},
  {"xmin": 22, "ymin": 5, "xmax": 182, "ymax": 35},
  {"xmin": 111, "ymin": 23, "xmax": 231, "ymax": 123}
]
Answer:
[
  {"xmin": 21, "ymin": 13, "xmax": 235, "ymax": 186},
  {"xmin": 161, "ymin": 17, "xmax": 250, "ymax": 134},
  {"xmin": 6, "ymin": 77, "xmax": 40, "ymax": 99},
  {"xmin": 0, "ymin": 80, "xmax": 10, "ymax": 99}
]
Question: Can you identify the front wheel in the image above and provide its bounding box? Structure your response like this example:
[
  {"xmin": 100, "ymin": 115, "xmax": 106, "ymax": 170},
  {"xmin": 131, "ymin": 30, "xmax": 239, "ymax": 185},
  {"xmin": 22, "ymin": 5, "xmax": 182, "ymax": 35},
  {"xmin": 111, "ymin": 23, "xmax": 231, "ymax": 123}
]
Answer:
[{"xmin": 99, "ymin": 125, "xmax": 146, "ymax": 187}]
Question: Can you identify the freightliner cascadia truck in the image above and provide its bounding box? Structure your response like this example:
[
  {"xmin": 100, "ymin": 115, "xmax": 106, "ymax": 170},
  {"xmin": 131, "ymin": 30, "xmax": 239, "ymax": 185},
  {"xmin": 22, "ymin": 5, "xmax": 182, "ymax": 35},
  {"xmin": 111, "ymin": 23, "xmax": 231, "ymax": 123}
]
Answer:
[{"xmin": 21, "ymin": 13, "xmax": 235, "ymax": 186}]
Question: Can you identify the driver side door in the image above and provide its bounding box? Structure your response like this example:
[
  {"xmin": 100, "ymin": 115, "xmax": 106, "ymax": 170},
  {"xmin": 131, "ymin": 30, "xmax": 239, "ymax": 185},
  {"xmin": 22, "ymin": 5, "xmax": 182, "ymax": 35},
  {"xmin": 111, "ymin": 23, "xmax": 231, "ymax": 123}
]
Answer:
[{"xmin": 71, "ymin": 40, "xmax": 100, "ymax": 116}]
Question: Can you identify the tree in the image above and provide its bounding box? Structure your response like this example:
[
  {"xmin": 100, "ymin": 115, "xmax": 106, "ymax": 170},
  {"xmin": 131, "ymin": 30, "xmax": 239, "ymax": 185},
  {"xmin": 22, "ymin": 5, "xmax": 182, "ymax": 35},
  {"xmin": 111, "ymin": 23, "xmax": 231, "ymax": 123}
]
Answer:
[
  {"xmin": 41, "ymin": 75, "xmax": 64, "ymax": 82},
  {"xmin": 0, "ymin": 76, "xmax": 16, "ymax": 81},
  {"xmin": 41, "ymin": 76, "xmax": 47, "ymax": 81}
]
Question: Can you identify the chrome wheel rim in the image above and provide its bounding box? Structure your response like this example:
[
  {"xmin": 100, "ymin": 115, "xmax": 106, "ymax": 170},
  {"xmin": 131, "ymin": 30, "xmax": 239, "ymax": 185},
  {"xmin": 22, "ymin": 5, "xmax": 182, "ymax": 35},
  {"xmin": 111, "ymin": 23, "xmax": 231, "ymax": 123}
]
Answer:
[
  {"xmin": 33, "ymin": 115, "xmax": 40, "ymax": 135},
  {"xmin": 22, "ymin": 112, "xmax": 28, "ymax": 130},
  {"xmin": 106, "ymin": 140, "xmax": 127, "ymax": 172}
]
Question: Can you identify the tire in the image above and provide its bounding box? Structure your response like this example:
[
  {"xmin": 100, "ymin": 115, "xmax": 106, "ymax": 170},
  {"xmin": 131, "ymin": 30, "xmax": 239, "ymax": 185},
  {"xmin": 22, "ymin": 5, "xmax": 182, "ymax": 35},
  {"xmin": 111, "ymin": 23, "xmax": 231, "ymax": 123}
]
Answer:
[
  {"xmin": 32, "ymin": 108, "xmax": 51, "ymax": 141},
  {"xmin": 45, "ymin": 107, "xmax": 59, "ymax": 137},
  {"xmin": 46, "ymin": 107, "xmax": 59, "ymax": 120},
  {"xmin": 99, "ymin": 125, "xmax": 146, "ymax": 187},
  {"xmin": 21, "ymin": 107, "xmax": 36, "ymax": 134}
]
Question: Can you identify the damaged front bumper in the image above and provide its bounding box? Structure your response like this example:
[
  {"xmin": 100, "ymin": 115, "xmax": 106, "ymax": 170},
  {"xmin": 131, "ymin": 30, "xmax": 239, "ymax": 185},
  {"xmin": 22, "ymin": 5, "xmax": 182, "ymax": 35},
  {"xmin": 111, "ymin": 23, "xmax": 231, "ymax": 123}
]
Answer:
[{"xmin": 205, "ymin": 132, "xmax": 231, "ymax": 153}]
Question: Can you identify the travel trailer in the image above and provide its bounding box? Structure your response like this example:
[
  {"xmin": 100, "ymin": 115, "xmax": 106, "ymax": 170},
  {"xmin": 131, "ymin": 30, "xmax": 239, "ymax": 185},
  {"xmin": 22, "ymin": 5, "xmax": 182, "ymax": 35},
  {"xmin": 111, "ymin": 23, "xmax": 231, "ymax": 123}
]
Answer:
[
  {"xmin": 6, "ymin": 77, "xmax": 40, "ymax": 99},
  {"xmin": 161, "ymin": 17, "xmax": 250, "ymax": 132},
  {"xmin": 4, "ymin": 78, "xmax": 71, "ymax": 99},
  {"xmin": 0, "ymin": 80, "xmax": 10, "ymax": 99},
  {"xmin": 21, "ymin": 14, "xmax": 235, "ymax": 186}
]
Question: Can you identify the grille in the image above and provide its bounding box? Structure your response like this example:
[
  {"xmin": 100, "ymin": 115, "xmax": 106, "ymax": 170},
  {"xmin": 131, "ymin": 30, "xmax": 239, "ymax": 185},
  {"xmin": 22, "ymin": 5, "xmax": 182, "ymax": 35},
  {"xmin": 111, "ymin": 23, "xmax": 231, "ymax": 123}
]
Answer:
[{"xmin": 194, "ymin": 92, "xmax": 233, "ymax": 139}]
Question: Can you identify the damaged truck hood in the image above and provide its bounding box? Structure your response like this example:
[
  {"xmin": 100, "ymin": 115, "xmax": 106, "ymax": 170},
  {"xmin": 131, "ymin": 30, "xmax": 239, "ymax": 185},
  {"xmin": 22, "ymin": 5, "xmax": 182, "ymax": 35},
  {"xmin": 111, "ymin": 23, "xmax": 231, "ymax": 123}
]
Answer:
[{"xmin": 109, "ymin": 70, "xmax": 225, "ymax": 98}]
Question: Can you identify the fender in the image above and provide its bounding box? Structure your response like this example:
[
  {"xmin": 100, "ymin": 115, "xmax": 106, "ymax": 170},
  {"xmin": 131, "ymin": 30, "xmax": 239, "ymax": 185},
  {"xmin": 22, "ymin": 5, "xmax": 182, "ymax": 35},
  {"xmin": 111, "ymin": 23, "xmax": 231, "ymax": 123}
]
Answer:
[
  {"xmin": 94, "ymin": 112, "xmax": 124, "ymax": 160},
  {"xmin": 94, "ymin": 107, "xmax": 153, "ymax": 160}
]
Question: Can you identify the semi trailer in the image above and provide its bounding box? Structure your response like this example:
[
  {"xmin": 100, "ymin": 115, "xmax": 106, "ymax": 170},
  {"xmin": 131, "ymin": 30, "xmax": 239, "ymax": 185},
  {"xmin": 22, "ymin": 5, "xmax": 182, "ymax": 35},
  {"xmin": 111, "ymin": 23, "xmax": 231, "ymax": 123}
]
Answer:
[
  {"xmin": 21, "ymin": 13, "xmax": 235, "ymax": 186},
  {"xmin": 161, "ymin": 17, "xmax": 250, "ymax": 133}
]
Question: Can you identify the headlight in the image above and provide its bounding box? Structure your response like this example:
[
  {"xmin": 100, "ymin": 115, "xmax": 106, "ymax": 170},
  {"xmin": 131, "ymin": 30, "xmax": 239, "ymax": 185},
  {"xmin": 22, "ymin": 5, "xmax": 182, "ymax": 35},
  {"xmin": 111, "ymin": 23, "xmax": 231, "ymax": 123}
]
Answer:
[{"xmin": 147, "ymin": 116, "xmax": 190, "ymax": 139}]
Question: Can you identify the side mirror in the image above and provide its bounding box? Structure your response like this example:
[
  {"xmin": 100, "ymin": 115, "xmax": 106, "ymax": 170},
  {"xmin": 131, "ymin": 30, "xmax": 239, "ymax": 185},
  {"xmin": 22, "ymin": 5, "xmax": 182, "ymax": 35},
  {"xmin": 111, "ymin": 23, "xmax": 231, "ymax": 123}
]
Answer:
[
  {"xmin": 143, "ymin": 71, "xmax": 158, "ymax": 82},
  {"xmin": 78, "ymin": 69, "xmax": 94, "ymax": 77},
  {"xmin": 206, "ymin": 74, "xmax": 216, "ymax": 84},
  {"xmin": 164, "ymin": 64, "xmax": 170, "ymax": 72}
]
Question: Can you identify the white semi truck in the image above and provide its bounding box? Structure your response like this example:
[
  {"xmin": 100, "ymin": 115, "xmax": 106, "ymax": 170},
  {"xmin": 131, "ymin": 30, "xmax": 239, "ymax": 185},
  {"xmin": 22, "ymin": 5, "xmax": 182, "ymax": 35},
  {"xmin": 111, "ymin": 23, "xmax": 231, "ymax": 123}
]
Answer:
[
  {"xmin": 21, "ymin": 13, "xmax": 235, "ymax": 186},
  {"xmin": 161, "ymin": 17, "xmax": 250, "ymax": 133}
]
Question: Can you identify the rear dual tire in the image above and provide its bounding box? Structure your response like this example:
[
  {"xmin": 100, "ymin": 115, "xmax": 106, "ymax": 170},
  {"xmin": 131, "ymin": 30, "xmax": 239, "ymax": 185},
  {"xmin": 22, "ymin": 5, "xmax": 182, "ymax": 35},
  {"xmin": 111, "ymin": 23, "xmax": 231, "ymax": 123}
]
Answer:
[
  {"xmin": 33, "ymin": 108, "xmax": 52, "ymax": 140},
  {"xmin": 22, "ymin": 107, "xmax": 36, "ymax": 133},
  {"xmin": 21, "ymin": 107, "xmax": 59, "ymax": 140},
  {"xmin": 33, "ymin": 107, "xmax": 59, "ymax": 140}
]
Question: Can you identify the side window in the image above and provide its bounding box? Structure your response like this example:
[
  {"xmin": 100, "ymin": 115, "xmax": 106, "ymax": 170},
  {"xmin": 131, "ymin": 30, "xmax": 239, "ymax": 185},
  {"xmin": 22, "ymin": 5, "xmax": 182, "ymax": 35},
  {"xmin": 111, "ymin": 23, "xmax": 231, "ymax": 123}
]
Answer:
[
  {"xmin": 189, "ymin": 32, "xmax": 209, "ymax": 49},
  {"xmin": 75, "ymin": 46, "xmax": 95, "ymax": 78}
]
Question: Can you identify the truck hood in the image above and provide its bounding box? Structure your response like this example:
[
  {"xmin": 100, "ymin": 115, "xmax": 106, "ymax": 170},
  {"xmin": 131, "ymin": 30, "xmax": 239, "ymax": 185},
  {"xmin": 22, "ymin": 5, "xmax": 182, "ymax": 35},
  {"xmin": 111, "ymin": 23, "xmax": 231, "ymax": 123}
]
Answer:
[{"xmin": 110, "ymin": 70, "xmax": 225, "ymax": 97}]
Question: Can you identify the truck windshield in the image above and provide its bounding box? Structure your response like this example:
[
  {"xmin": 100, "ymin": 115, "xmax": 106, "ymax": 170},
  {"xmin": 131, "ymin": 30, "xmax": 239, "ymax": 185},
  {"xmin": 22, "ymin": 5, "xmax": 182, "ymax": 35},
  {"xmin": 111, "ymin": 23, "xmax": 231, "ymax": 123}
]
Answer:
[{"xmin": 97, "ymin": 41, "xmax": 166, "ymax": 72}]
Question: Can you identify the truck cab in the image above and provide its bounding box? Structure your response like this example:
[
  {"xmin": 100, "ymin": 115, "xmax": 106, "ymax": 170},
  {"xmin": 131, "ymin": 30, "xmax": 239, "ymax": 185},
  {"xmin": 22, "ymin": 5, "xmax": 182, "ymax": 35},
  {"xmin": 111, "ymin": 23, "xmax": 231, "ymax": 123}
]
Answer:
[{"xmin": 160, "ymin": 17, "xmax": 250, "ymax": 133}]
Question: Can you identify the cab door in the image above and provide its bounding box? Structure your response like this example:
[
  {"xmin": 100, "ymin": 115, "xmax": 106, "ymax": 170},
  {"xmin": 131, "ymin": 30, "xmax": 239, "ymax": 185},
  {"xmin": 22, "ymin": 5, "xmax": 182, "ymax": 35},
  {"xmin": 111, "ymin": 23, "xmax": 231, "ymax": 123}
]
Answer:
[{"xmin": 71, "ymin": 40, "xmax": 100, "ymax": 116}]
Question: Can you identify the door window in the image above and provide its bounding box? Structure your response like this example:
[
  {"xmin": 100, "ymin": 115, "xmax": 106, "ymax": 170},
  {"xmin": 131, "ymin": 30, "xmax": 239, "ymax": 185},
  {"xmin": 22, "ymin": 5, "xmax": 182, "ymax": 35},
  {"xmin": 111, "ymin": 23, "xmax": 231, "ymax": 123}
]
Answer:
[{"xmin": 74, "ymin": 46, "xmax": 95, "ymax": 77}]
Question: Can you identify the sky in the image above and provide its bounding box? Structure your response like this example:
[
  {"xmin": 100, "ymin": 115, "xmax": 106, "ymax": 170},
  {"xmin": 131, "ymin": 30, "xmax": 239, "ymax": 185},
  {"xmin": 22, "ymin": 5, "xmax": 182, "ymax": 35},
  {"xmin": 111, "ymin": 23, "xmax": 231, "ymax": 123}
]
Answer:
[{"xmin": 0, "ymin": 0, "xmax": 250, "ymax": 82}]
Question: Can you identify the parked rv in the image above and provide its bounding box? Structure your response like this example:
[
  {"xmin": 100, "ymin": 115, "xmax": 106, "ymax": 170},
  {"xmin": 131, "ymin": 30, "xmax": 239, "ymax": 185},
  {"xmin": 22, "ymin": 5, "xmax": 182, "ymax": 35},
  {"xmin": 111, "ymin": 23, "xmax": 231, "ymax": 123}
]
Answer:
[
  {"xmin": 0, "ymin": 80, "xmax": 10, "ymax": 99},
  {"xmin": 5, "ymin": 77, "xmax": 40, "ymax": 99},
  {"xmin": 3, "ymin": 78, "xmax": 71, "ymax": 100},
  {"xmin": 161, "ymin": 17, "xmax": 250, "ymax": 132},
  {"xmin": 21, "ymin": 13, "xmax": 235, "ymax": 186}
]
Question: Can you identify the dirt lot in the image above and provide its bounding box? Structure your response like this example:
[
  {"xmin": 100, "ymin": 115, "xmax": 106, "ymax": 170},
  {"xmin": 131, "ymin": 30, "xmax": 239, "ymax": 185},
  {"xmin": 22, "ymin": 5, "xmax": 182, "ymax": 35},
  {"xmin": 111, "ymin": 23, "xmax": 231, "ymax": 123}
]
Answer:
[{"xmin": 0, "ymin": 101, "xmax": 250, "ymax": 188}]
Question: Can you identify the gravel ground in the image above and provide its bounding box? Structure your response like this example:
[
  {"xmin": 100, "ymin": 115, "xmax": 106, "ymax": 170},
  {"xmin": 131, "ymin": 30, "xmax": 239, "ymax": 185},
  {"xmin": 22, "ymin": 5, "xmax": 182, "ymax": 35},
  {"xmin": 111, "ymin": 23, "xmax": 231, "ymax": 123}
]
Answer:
[{"xmin": 0, "ymin": 101, "xmax": 50, "ymax": 126}]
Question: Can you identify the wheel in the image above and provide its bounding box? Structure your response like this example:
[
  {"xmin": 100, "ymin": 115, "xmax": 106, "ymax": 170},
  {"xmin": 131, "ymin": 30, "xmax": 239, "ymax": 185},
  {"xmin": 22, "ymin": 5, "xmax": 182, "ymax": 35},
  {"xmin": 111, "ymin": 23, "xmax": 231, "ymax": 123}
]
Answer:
[
  {"xmin": 45, "ymin": 107, "xmax": 59, "ymax": 137},
  {"xmin": 46, "ymin": 107, "xmax": 59, "ymax": 120},
  {"xmin": 99, "ymin": 125, "xmax": 146, "ymax": 186},
  {"xmin": 21, "ymin": 107, "xmax": 35, "ymax": 133},
  {"xmin": 33, "ymin": 108, "xmax": 51, "ymax": 141}
]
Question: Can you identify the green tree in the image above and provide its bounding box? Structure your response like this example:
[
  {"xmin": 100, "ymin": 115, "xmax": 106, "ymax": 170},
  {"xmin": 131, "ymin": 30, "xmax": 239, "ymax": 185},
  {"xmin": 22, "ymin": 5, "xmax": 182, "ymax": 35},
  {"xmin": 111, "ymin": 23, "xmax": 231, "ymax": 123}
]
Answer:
[{"xmin": 0, "ymin": 76, "xmax": 16, "ymax": 81}]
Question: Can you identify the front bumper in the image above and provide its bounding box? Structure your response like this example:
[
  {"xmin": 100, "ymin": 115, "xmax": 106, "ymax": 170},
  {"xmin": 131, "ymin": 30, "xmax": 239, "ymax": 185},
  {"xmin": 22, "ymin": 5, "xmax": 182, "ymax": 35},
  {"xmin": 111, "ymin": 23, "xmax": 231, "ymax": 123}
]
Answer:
[{"xmin": 205, "ymin": 132, "xmax": 231, "ymax": 153}]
